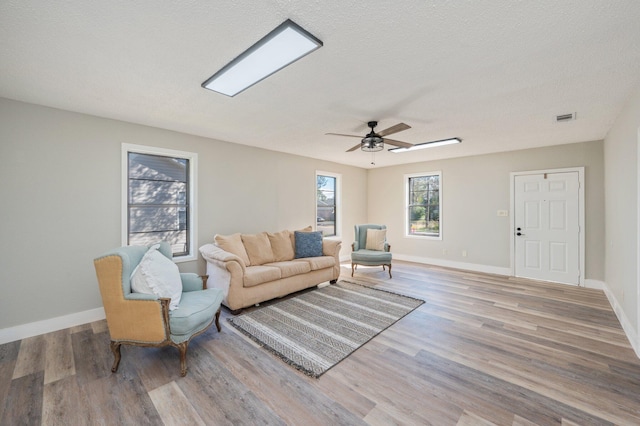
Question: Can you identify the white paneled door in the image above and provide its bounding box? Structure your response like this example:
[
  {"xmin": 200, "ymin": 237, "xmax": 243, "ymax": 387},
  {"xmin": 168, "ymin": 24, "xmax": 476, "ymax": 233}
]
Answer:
[{"xmin": 514, "ymin": 172, "xmax": 580, "ymax": 285}]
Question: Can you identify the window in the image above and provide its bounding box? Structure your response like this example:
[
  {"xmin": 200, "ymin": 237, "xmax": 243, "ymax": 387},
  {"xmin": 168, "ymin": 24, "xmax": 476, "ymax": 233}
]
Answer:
[
  {"xmin": 316, "ymin": 172, "xmax": 340, "ymax": 237},
  {"xmin": 406, "ymin": 171, "xmax": 441, "ymax": 239},
  {"xmin": 122, "ymin": 144, "xmax": 197, "ymax": 261}
]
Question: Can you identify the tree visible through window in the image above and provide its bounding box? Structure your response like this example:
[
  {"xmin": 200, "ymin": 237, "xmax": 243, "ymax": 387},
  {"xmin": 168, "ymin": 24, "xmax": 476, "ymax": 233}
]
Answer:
[
  {"xmin": 317, "ymin": 174, "xmax": 337, "ymax": 237},
  {"xmin": 126, "ymin": 150, "xmax": 192, "ymax": 257},
  {"xmin": 407, "ymin": 172, "xmax": 441, "ymax": 237}
]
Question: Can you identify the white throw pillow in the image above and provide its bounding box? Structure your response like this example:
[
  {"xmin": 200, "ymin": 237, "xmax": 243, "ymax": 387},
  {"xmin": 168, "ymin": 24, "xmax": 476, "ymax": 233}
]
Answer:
[
  {"xmin": 365, "ymin": 228, "xmax": 387, "ymax": 251},
  {"xmin": 131, "ymin": 244, "xmax": 182, "ymax": 311}
]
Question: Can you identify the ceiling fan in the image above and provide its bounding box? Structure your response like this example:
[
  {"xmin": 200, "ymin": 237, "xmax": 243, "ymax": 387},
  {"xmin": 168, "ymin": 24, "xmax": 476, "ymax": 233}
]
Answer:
[{"xmin": 326, "ymin": 121, "xmax": 414, "ymax": 152}]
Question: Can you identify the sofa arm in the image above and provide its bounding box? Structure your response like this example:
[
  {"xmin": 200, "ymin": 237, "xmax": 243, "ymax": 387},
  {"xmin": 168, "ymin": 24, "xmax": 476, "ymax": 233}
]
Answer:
[
  {"xmin": 180, "ymin": 273, "xmax": 206, "ymax": 292},
  {"xmin": 322, "ymin": 239, "xmax": 342, "ymax": 256},
  {"xmin": 199, "ymin": 243, "xmax": 246, "ymax": 273}
]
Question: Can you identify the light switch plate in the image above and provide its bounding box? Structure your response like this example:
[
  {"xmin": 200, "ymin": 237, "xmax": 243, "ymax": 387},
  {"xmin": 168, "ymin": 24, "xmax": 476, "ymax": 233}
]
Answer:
[{"xmin": 497, "ymin": 210, "xmax": 509, "ymax": 217}]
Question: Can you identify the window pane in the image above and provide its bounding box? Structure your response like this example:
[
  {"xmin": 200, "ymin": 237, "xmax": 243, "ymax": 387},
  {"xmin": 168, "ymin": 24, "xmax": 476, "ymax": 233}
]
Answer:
[
  {"xmin": 129, "ymin": 180, "xmax": 187, "ymax": 204},
  {"xmin": 128, "ymin": 152, "xmax": 189, "ymax": 256},
  {"xmin": 317, "ymin": 175, "xmax": 336, "ymax": 236},
  {"xmin": 407, "ymin": 173, "xmax": 440, "ymax": 237}
]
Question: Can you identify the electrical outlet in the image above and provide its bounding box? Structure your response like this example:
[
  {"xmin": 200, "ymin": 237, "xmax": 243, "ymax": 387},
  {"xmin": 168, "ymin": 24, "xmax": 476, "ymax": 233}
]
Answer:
[
  {"xmin": 462, "ymin": 250, "xmax": 467, "ymax": 257},
  {"xmin": 443, "ymin": 249, "xmax": 448, "ymax": 255}
]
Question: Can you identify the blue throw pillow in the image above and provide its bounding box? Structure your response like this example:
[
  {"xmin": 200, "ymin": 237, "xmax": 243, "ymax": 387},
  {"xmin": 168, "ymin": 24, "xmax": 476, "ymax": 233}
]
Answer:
[{"xmin": 294, "ymin": 231, "xmax": 323, "ymax": 258}]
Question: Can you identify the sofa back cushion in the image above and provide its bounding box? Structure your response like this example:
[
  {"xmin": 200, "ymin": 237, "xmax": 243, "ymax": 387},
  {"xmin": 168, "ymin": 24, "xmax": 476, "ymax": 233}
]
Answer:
[
  {"xmin": 267, "ymin": 230, "xmax": 295, "ymax": 262},
  {"xmin": 241, "ymin": 232, "xmax": 275, "ymax": 265},
  {"xmin": 214, "ymin": 233, "xmax": 251, "ymax": 266}
]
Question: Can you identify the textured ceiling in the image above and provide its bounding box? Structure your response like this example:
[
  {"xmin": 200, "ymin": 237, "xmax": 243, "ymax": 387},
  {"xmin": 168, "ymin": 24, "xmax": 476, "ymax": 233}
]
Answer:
[{"xmin": 2, "ymin": 1, "xmax": 640, "ymax": 168}]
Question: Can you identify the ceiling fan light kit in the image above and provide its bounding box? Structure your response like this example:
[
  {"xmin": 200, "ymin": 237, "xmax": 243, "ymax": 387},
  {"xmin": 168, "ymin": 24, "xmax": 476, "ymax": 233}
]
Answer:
[
  {"xmin": 201, "ymin": 19, "xmax": 322, "ymax": 97},
  {"xmin": 361, "ymin": 122, "xmax": 385, "ymax": 152},
  {"xmin": 389, "ymin": 137, "xmax": 461, "ymax": 153}
]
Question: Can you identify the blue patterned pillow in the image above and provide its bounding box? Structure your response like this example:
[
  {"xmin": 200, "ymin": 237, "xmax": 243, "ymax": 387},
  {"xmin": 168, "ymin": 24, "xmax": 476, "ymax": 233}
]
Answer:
[{"xmin": 294, "ymin": 231, "xmax": 323, "ymax": 258}]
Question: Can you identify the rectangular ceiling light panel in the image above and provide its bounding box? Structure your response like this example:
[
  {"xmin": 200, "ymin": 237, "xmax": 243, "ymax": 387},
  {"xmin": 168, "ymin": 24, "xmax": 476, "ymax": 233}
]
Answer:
[
  {"xmin": 389, "ymin": 138, "xmax": 461, "ymax": 153},
  {"xmin": 202, "ymin": 19, "xmax": 322, "ymax": 97}
]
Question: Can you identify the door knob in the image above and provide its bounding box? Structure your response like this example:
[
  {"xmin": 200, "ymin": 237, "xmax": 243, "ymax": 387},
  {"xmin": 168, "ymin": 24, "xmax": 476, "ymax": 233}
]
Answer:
[{"xmin": 516, "ymin": 232, "xmax": 524, "ymax": 236}]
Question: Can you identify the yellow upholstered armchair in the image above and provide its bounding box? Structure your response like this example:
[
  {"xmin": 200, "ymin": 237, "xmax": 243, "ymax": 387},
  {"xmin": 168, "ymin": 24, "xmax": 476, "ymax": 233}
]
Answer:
[{"xmin": 93, "ymin": 242, "xmax": 223, "ymax": 376}]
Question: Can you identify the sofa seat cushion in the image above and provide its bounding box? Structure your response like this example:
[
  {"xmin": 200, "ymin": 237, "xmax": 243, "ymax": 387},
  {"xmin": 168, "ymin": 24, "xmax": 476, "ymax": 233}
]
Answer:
[
  {"xmin": 295, "ymin": 256, "xmax": 335, "ymax": 271},
  {"xmin": 265, "ymin": 260, "xmax": 311, "ymax": 278},
  {"xmin": 351, "ymin": 249, "xmax": 392, "ymax": 265},
  {"xmin": 243, "ymin": 265, "xmax": 282, "ymax": 288},
  {"xmin": 169, "ymin": 288, "xmax": 223, "ymax": 343}
]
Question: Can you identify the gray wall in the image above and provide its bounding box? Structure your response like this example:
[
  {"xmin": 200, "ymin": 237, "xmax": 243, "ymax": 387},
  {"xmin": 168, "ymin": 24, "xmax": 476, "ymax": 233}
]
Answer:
[
  {"xmin": 0, "ymin": 95, "xmax": 618, "ymax": 336},
  {"xmin": 367, "ymin": 140, "xmax": 605, "ymax": 280},
  {"xmin": 0, "ymin": 98, "xmax": 368, "ymax": 329},
  {"xmin": 604, "ymin": 83, "xmax": 640, "ymax": 338}
]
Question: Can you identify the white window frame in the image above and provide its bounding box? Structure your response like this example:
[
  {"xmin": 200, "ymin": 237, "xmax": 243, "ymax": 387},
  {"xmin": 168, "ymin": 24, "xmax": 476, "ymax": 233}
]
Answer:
[
  {"xmin": 316, "ymin": 171, "xmax": 341, "ymax": 238},
  {"xmin": 404, "ymin": 171, "xmax": 442, "ymax": 240},
  {"xmin": 121, "ymin": 143, "xmax": 198, "ymax": 263}
]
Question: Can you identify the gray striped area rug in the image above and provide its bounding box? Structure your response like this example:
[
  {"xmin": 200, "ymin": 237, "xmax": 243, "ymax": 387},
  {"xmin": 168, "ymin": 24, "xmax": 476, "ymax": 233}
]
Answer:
[{"xmin": 227, "ymin": 281, "xmax": 424, "ymax": 378}]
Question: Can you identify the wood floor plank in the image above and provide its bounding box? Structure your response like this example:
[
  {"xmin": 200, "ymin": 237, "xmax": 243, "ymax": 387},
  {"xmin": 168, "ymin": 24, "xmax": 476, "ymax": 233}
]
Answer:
[
  {"xmin": 71, "ymin": 329, "xmax": 113, "ymax": 385},
  {"xmin": 44, "ymin": 329, "xmax": 75, "ymax": 384},
  {"xmin": 0, "ymin": 371, "xmax": 43, "ymax": 425},
  {"xmin": 42, "ymin": 375, "xmax": 90, "ymax": 425},
  {"xmin": 11, "ymin": 335, "xmax": 45, "ymax": 380},
  {"xmin": 456, "ymin": 410, "xmax": 499, "ymax": 426},
  {"xmin": 0, "ymin": 341, "xmax": 19, "ymax": 365},
  {"xmin": 149, "ymin": 381, "xmax": 206, "ymax": 426},
  {"xmin": 0, "ymin": 362, "xmax": 16, "ymax": 422}
]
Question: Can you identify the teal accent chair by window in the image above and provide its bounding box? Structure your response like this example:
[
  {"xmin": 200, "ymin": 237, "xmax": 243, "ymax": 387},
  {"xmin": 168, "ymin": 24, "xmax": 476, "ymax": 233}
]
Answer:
[
  {"xmin": 93, "ymin": 242, "xmax": 223, "ymax": 377},
  {"xmin": 351, "ymin": 224, "xmax": 392, "ymax": 278}
]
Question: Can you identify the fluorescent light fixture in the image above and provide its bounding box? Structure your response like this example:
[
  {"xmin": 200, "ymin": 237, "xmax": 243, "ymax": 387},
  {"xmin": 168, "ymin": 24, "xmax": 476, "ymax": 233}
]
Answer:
[
  {"xmin": 202, "ymin": 19, "xmax": 322, "ymax": 97},
  {"xmin": 389, "ymin": 137, "xmax": 461, "ymax": 153}
]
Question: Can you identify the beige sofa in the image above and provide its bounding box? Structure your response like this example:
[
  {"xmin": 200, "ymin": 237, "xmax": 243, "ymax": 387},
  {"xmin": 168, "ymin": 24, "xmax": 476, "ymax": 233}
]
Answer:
[{"xmin": 199, "ymin": 228, "xmax": 342, "ymax": 313}]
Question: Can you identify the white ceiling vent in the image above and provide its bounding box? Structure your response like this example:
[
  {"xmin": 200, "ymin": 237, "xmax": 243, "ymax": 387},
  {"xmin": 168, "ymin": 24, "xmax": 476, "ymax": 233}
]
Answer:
[{"xmin": 556, "ymin": 112, "xmax": 576, "ymax": 122}]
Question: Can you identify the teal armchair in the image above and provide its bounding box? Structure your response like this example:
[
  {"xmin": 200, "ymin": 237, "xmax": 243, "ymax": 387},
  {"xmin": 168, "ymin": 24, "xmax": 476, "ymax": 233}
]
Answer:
[{"xmin": 351, "ymin": 224, "xmax": 392, "ymax": 278}]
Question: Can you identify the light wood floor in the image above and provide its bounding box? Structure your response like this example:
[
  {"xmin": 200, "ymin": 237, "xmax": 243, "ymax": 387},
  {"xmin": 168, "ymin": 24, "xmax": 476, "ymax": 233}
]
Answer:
[{"xmin": 2, "ymin": 261, "xmax": 640, "ymax": 425}]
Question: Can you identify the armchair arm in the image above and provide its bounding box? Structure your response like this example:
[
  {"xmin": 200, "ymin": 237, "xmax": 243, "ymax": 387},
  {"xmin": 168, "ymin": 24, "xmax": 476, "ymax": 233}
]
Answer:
[
  {"xmin": 126, "ymin": 293, "xmax": 159, "ymax": 301},
  {"xmin": 352, "ymin": 242, "xmax": 358, "ymax": 251},
  {"xmin": 180, "ymin": 273, "xmax": 207, "ymax": 292}
]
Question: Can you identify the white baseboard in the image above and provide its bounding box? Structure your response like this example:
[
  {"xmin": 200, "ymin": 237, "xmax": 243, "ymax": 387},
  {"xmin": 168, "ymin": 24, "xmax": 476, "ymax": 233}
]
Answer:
[
  {"xmin": 393, "ymin": 253, "xmax": 512, "ymax": 276},
  {"xmin": 600, "ymin": 281, "xmax": 640, "ymax": 358},
  {"xmin": 584, "ymin": 279, "xmax": 605, "ymax": 290},
  {"xmin": 0, "ymin": 307, "xmax": 106, "ymax": 345}
]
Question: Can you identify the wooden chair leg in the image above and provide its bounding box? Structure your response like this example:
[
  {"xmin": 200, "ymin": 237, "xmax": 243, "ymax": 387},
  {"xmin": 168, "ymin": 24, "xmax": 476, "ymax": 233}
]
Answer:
[
  {"xmin": 351, "ymin": 263, "xmax": 355, "ymax": 276},
  {"xmin": 178, "ymin": 342, "xmax": 188, "ymax": 377},
  {"xmin": 214, "ymin": 308, "xmax": 222, "ymax": 332},
  {"xmin": 388, "ymin": 264, "xmax": 392, "ymax": 279},
  {"xmin": 110, "ymin": 341, "xmax": 122, "ymax": 373}
]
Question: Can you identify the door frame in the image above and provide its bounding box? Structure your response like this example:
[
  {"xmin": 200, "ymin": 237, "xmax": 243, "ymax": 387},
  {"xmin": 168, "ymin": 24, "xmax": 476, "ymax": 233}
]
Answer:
[{"xmin": 509, "ymin": 167, "xmax": 585, "ymax": 286}]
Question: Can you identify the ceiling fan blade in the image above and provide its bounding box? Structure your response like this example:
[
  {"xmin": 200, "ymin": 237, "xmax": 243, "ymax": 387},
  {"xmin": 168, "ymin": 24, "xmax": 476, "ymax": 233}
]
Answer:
[
  {"xmin": 346, "ymin": 142, "xmax": 362, "ymax": 152},
  {"xmin": 377, "ymin": 122, "xmax": 411, "ymax": 137},
  {"xmin": 383, "ymin": 138, "xmax": 414, "ymax": 148},
  {"xmin": 325, "ymin": 132, "xmax": 361, "ymax": 139}
]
